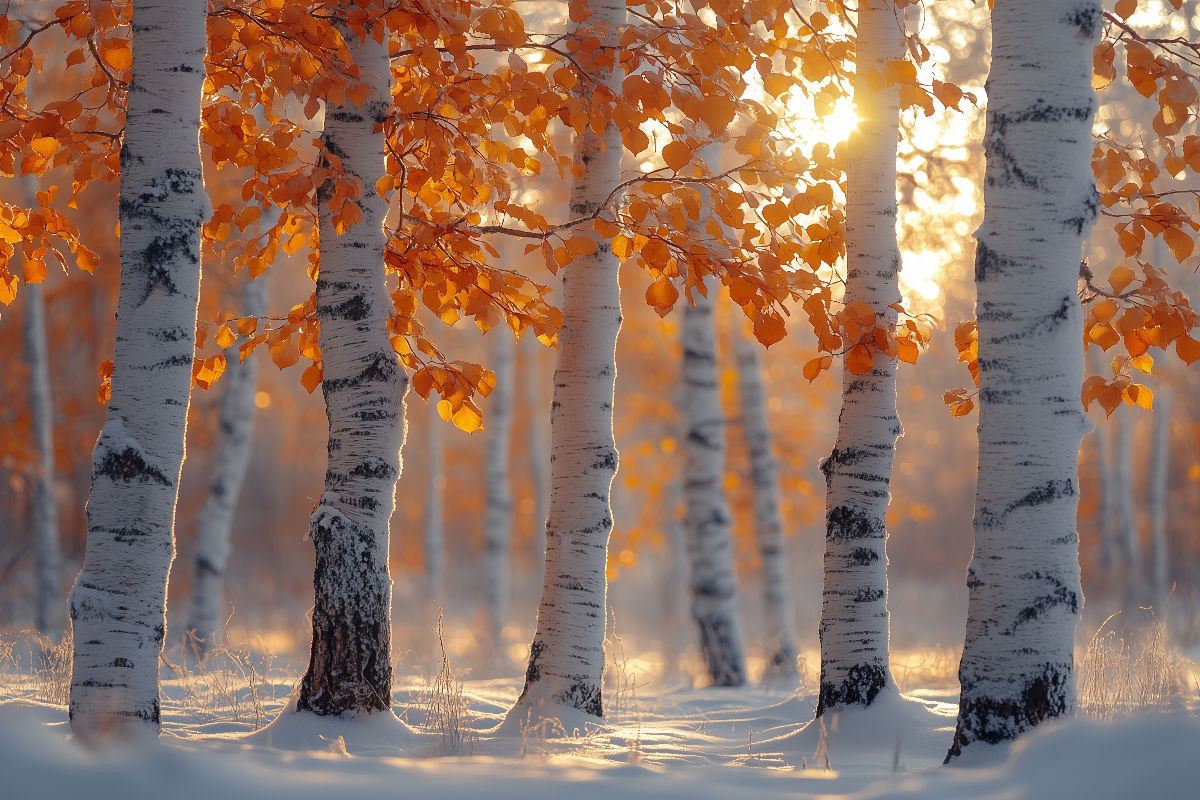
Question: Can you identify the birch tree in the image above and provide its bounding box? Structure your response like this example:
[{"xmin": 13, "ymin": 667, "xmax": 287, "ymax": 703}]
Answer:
[
  {"xmin": 1112, "ymin": 409, "xmax": 1141, "ymax": 607},
  {"xmin": 816, "ymin": 0, "xmax": 904, "ymax": 717},
  {"xmin": 682, "ymin": 282, "xmax": 746, "ymax": 686},
  {"xmin": 185, "ymin": 274, "xmax": 267, "ymax": 656},
  {"xmin": 17, "ymin": 171, "xmax": 63, "ymax": 640},
  {"xmin": 68, "ymin": 0, "xmax": 209, "ymax": 739},
  {"xmin": 505, "ymin": 0, "xmax": 625, "ymax": 726},
  {"xmin": 733, "ymin": 331, "xmax": 796, "ymax": 680},
  {"xmin": 524, "ymin": 337, "xmax": 550, "ymax": 574},
  {"xmin": 424, "ymin": 398, "xmax": 445, "ymax": 613},
  {"xmin": 1149, "ymin": 392, "xmax": 1170, "ymax": 613},
  {"xmin": 947, "ymin": 0, "xmax": 1100, "ymax": 760},
  {"xmin": 483, "ymin": 331, "xmax": 515, "ymax": 664},
  {"xmin": 295, "ymin": 11, "xmax": 406, "ymax": 717}
]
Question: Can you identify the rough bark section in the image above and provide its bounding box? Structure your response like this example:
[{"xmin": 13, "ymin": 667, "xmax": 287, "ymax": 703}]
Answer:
[
  {"xmin": 1149, "ymin": 393, "xmax": 1170, "ymax": 613},
  {"xmin": 296, "ymin": 18, "xmax": 405, "ymax": 717},
  {"xmin": 734, "ymin": 333, "xmax": 797, "ymax": 679},
  {"xmin": 507, "ymin": 0, "xmax": 624, "ymax": 725},
  {"xmin": 23, "ymin": 277, "xmax": 63, "ymax": 638},
  {"xmin": 424, "ymin": 399, "xmax": 445, "ymax": 611},
  {"xmin": 947, "ymin": 0, "xmax": 1099, "ymax": 761},
  {"xmin": 67, "ymin": 0, "xmax": 209, "ymax": 740},
  {"xmin": 484, "ymin": 332, "xmax": 515, "ymax": 661},
  {"xmin": 816, "ymin": 0, "xmax": 903, "ymax": 717},
  {"xmin": 682, "ymin": 283, "xmax": 746, "ymax": 687},
  {"xmin": 185, "ymin": 275, "xmax": 266, "ymax": 655}
]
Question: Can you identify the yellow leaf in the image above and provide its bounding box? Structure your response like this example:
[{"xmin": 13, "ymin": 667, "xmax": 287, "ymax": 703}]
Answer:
[
  {"xmin": 1164, "ymin": 227, "xmax": 1194, "ymax": 262},
  {"xmin": 0, "ymin": 222, "xmax": 22, "ymax": 243},
  {"xmin": 1131, "ymin": 353, "xmax": 1153, "ymax": 374},
  {"xmin": 215, "ymin": 323, "xmax": 236, "ymax": 350},
  {"xmin": 1125, "ymin": 383, "xmax": 1153, "ymax": 410},
  {"xmin": 1092, "ymin": 298, "xmax": 1118, "ymax": 323},
  {"xmin": 101, "ymin": 39, "xmax": 132, "ymax": 71},
  {"xmin": 452, "ymin": 402, "xmax": 483, "ymax": 434},
  {"xmin": 662, "ymin": 141, "xmax": 692, "ymax": 171},
  {"xmin": 0, "ymin": 273, "xmax": 18, "ymax": 305},
  {"xmin": 645, "ymin": 277, "xmax": 679, "ymax": 312}
]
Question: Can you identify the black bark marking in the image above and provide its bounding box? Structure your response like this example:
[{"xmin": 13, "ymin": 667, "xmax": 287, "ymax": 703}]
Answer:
[
  {"xmin": 946, "ymin": 664, "xmax": 1072, "ymax": 761},
  {"xmin": 97, "ymin": 446, "xmax": 171, "ymax": 486},
  {"xmin": 816, "ymin": 662, "xmax": 886, "ymax": 716}
]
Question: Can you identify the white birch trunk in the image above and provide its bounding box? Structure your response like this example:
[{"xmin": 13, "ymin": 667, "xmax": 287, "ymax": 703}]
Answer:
[
  {"xmin": 1149, "ymin": 392, "xmax": 1170, "ymax": 614},
  {"xmin": 682, "ymin": 282, "xmax": 746, "ymax": 686},
  {"xmin": 1088, "ymin": 347, "xmax": 1119, "ymax": 589},
  {"xmin": 1112, "ymin": 408, "xmax": 1141, "ymax": 608},
  {"xmin": 68, "ymin": 0, "xmax": 209, "ymax": 739},
  {"xmin": 424, "ymin": 399, "xmax": 445, "ymax": 612},
  {"xmin": 296, "ymin": 16, "xmax": 406, "ymax": 716},
  {"xmin": 733, "ymin": 332, "xmax": 797, "ymax": 680},
  {"xmin": 185, "ymin": 275, "xmax": 267, "ymax": 656},
  {"xmin": 816, "ymin": 0, "xmax": 903, "ymax": 716},
  {"xmin": 506, "ymin": 0, "xmax": 624, "ymax": 726},
  {"xmin": 947, "ymin": 0, "xmax": 1099, "ymax": 760},
  {"xmin": 483, "ymin": 332, "xmax": 515, "ymax": 663}
]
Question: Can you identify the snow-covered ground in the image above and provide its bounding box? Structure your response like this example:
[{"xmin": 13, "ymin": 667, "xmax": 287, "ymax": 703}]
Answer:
[{"xmin": 1, "ymin": 641, "xmax": 1196, "ymax": 800}]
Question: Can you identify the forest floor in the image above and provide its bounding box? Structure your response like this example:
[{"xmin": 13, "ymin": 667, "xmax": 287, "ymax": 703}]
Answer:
[{"xmin": 0, "ymin": 629, "xmax": 1197, "ymax": 800}]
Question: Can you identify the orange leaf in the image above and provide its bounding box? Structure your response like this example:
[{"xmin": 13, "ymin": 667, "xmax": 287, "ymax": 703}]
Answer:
[
  {"xmin": 662, "ymin": 141, "xmax": 692, "ymax": 171},
  {"xmin": 301, "ymin": 361, "xmax": 323, "ymax": 393},
  {"xmin": 645, "ymin": 277, "xmax": 679, "ymax": 312},
  {"xmin": 101, "ymin": 39, "xmax": 132, "ymax": 71},
  {"xmin": 846, "ymin": 344, "xmax": 874, "ymax": 375},
  {"xmin": 1109, "ymin": 265, "xmax": 1135, "ymax": 294}
]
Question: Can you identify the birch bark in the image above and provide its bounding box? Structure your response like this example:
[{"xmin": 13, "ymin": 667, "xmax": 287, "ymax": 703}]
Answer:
[
  {"xmin": 816, "ymin": 0, "xmax": 903, "ymax": 716},
  {"xmin": 1112, "ymin": 409, "xmax": 1141, "ymax": 607},
  {"xmin": 733, "ymin": 332, "xmax": 796, "ymax": 679},
  {"xmin": 484, "ymin": 332, "xmax": 515, "ymax": 664},
  {"xmin": 947, "ymin": 0, "xmax": 1099, "ymax": 760},
  {"xmin": 296, "ymin": 15, "xmax": 406, "ymax": 717},
  {"xmin": 505, "ymin": 0, "xmax": 624, "ymax": 726},
  {"xmin": 68, "ymin": 0, "xmax": 209, "ymax": 739},
  {"xmin": 524, "ymin": 337, "xmax": 550, "ymax": 575},
  {"xmin": 682, "ymin": 283, "xmax": 746, "ymax": 686},
  {"xmin": 1149, "ymin": 393, "xmax": 1170, "ymax": 614},
  {"xmin": 185, "ymin": 274, "xmax": 267, "ymax": 656}
]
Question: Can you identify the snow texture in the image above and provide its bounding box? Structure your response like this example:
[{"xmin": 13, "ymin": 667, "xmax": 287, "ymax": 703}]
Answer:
[
  {"xmin": 68, "ymin": 0, "xmax": 209, "ymax": 741},
  {"xmin": 817, "ymin": 0, "xmax": 904, "ymax": 717},
  {"xmin": 949, "ymin": 0, "xmax": 1100, "ymax": 760}
]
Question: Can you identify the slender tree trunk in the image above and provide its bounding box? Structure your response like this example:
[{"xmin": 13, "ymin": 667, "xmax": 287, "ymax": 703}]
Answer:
[
  {"xmin": 661, "ymin": 473, "xmax": 689, "ymax": 677},
  {"xmin": 1112, "ymin": 408, "xmax": 1141, "ymax": 608},
  {"xmin": 733, "ymin": 331, "xmax": 797, "ymax": 680},
  {"xmin": 1149, "ymin": 392, "xmax": 1170, "ymax": 614},
  {"xmin": 1088, "ymin": 347, "xmax": 1119, "ymax": 593},
  {"xmin": 185, "ymin": 275, "xmax": 267, "ymax": 656},
  {"xmin": 681, "ymin": 281, "xmax": 746, "ymax": 687},
  {"xmin": 483, "ymin": 331, "xmax": 515, "ymax": 664},
  {"xmin": 424, "ymin": 398, "xmax": 445, "ymax": 613},
  {"xmin": 505, "ymin": 0, "xmax": 624, "ymax": 726},
  {"xmin": 296, "ymin": 15, "xmax": 406, "ymax": 717},
  {"xmin": 947, "ymin": 0, "xmax": 1099, "ymax": 760},
  {"xmin": 68, "ymin": 0, "xmax": 209, "ymax": 740},
  {"xmin": 816, "ymin": 0, "xmax": 903, "ymax": 717},
  {"xmin": 524, "ymin": 337, "xmax": 550, "ymax": 575}
]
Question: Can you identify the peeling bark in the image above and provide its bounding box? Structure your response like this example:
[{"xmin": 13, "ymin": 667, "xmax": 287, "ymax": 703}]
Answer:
[
  {"xmin": 68, "ymin": 0, "xmax": 209, "ymax": 740},
  {"xmin": 296, "ymin": 15, "xmax": 405, "ymax": 717},
  {"xmin": 948, "ymin": 0, "xmax": 1099, "ymax": 761},
  {"xmin": 817, "ymin": 0, "xmax": 903, "ymax": 717}
]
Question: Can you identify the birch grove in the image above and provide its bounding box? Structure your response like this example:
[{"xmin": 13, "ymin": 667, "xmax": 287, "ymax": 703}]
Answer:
[
  {"xmin": 506, "ymin": 0, "xmax": 625, "ymax": 726},
  {"xmin": 816, "ymin": 0, "xmax": 904, "ymax": 716},
  {"xmin": 186, "ymin": 275, "xmax": 267, "ymax": 656},
  {"xmin": 68, "ymin": 0, "xmax": 209, "ymax": 739},
  {"xmin": 681, "ymin": 282, "xmax": 746, "ymax": 687},
  {"xmin": 296, "ymin": 13, "xmax": 406, "ymax": 717},
  {"xmin": 947, "ymin": 0, "xmax": 1100, "ymax": 760}
]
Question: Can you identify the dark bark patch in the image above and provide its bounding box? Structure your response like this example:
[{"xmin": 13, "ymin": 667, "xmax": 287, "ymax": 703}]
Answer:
[
  {"xmin": 97, "ymin": 446, "xmax": 171, "ymax": 486},
  {"xmin": 946, "ymin": 663, "xmax": 1072, "ymax": 761},
  {"xmin": 816, "ymin": 662, "xmax": 887, "ymax": 716}
]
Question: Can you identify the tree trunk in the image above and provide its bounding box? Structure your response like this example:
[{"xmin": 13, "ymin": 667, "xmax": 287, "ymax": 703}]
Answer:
[
  {"xmin": 733, "ymin": 331, "xmax": 797, "ymax": 680},
  {"xmin": 1087, "ymin": 348, "xmax": 1119, "ymax": 593},
  {"xmin": 424, "ymin": 398, "xmax": 445, "ymax": 613},
  {"xmin": 68, "ymin": 0, "xmax": 209, "ymax": 740},
  {"xmin": 947, "ymin": 0, "xmax": 1099, "ymax": 760},
  {"xmin": 505, "ymin": 0, "xmax": 625, "ymax": 727},
  {"xmin": 1112, "ymin": 408, "xmax": 1142, "ymax": 608},
  {"xmin": 816, "ymin": 0, "xmax": 903, "ymax": 717},
  {"xmin": 185, "ymin": 274, "xmax": 267, "ymax": 656},
  {"xmin": 296, "ymin": 15, "xmax": 405, "ymax": 717},
  {"xmin": 524, "ymin": 336, "xmax": 550, "ymax": 576},
  {"xmin": 483, "ymin": 331, "xmax": 515, "ymax": 665},
  {"xmin": 681, "ymin": 281, "xmax": 746, "ymax": 687},
  {"xmin": 1149, "ymin": 392, "xmax": 1170, "ymax": 614}
]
